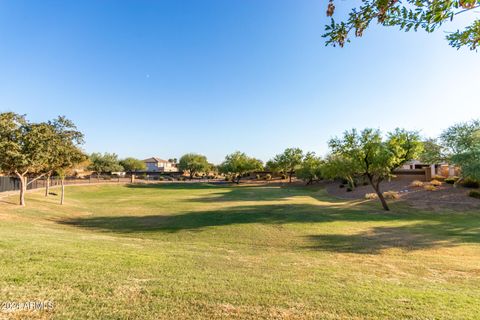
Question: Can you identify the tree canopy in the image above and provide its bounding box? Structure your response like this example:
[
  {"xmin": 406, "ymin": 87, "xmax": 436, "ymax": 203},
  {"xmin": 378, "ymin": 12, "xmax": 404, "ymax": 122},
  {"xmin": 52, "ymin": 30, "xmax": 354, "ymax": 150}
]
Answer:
[
  {"xmin": 323, "ymin": 0, "xmax": 480, "ymax": 50},
  {"xmin": 178, "ymin": 153, "xmax": 209, "ymax": 179},
  {"xmin": 269, "ymin": 148, "xmax": 304, "ymax": 183},
  {"xmin": 88, "ymin": 153, "xmax": 123, "ymax": 176},
  {"xmin": 328, "ymin": 128, "xmax": 422, "ymax": 210},
  {"xmin": 120, "ymin": 158, "xmax": 147, "ymax": 172},
  {"xmin": 418, "ymin": 138, "xmax": 445, "ymax": 165},
  {"xmin": 296, "ymin": 152, "xmax": 323, "ymax": 185},
  {"xmin": 440, "ymin": 119, "xmax": 480, "ymax": 180},
  {"xmin": 219, "ymin": 151, "xmax": 264, "ymax": 184},
  {"xmin": 0, "ymin": 112, "xmax": 85, "ymax": 205}
]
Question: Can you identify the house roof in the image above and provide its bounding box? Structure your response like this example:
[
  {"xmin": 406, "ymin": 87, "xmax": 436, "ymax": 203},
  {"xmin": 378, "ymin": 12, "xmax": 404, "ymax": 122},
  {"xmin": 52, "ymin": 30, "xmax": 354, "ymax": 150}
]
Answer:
[{"xmin": 143, "ymin": 157, "xmax": 169, "ymax": 163}]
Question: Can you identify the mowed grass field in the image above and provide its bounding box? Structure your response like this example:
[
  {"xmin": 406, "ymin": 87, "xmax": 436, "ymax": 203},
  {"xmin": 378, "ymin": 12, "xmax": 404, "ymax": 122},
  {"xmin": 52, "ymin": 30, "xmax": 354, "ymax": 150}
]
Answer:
[{"xmin": 1, "ymin": 183, "xmax": 480, "ymax": 319}]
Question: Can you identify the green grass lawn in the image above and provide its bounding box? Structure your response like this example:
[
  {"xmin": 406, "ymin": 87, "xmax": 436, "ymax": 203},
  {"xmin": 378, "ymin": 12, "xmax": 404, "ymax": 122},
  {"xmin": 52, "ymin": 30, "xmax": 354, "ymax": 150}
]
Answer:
[{"xmin": 1, "ymin": 183, "xmax": 480, "ymax": 319}]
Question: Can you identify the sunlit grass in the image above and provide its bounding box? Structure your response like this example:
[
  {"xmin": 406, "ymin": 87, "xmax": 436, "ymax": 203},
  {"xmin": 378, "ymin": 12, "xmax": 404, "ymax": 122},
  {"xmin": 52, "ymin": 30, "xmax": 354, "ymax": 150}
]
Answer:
[{"xmin": 1, "ymin": 183, "xmax": 479, "ymax": 319}]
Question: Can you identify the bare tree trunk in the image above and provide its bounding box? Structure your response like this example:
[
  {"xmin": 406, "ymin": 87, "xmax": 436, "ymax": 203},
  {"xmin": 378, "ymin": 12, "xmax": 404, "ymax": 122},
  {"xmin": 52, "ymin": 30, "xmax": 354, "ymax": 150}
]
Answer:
[
  {"xmin": 45, "ymin": 173, "xmax": 51, "ymax": 197},
  {"xmin": 60, "ymin": 178, "xmax": 65, "ymax": 205},
  {"xmin": 15, "ymin": 173, "xmax": 27, "ymax": 206},
  {"xmin": 289, "ymin": 172, "xmax": 293, "ymax": 183},
  {"xmin": 367, "ymin": 175, "xmax": 389, "ymax": 211}
]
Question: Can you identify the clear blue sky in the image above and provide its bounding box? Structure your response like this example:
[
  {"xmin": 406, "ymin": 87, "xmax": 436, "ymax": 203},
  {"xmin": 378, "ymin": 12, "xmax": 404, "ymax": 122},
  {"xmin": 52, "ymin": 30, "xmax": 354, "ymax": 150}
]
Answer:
[{"xmin": 0, "ymin": 0, "xmax": 478, "ymax": 163}]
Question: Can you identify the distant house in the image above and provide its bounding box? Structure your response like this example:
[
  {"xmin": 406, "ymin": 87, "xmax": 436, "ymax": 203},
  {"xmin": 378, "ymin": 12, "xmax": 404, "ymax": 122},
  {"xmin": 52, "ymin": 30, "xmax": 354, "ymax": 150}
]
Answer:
[
  {"xmin": 398, "ymin": 160, "xmax": 459, "ymax": 180},
  {"xmin": 143, "ymin": 157, "xmax": 178, "ymax": 172}
]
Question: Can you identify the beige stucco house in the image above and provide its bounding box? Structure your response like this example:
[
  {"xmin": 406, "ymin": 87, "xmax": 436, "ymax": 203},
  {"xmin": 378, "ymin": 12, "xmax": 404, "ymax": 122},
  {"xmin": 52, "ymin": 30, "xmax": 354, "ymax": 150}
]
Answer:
[{"xmin": 143, "ymin": 157, "xmax": 178, "ymax": 172}]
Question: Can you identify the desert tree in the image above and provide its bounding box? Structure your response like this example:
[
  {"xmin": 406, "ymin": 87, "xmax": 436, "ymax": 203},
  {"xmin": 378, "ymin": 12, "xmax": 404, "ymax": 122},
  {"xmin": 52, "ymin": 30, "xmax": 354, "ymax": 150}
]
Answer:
[
  {"xmin": 178, "ymin": 153, "xmax": 209, "ymax": 179},
  {"xmin": 329, "ymin": 128, "xmax": 422, "ymax": 210},
  {"xmin": 418, "ymin": 138, "xmax": 445, "ymax": 165},
  {"xmin": 323, "ymin": 0, "xmax": 480, "ymax": 50},
  {"xmin": 0, "ymin": 113, "xmax": 59, "ymax": 206},
  {"xmin": 43, "ymin": 116, "xmax": 85, "ymax": 197},
  {"xmin": 88, "ymin": 153, "xmax": 124, "ymax": 178},
  {"xmin": 120, "ymin": 158, "xmax": 146, "ymax": 173},
  {"xmin": 440, "ymin": 119, "xmax": 480, "ymax": 180},
  {"xmin": 119, "ymin": 157, "xmax": 146, "ymax": 182},
  {"xmin": 269, "ymin": 148, "xmax": 304, "ymax": 183},
  {"xmin": 219, "ymin": 151, "xmax": 264, "ymax": 184},
  {"xmin": 296, "ymin": 152, "xmax": 324, "ymax": 185},
  {"xmin": 322, "ymin": 154, "xmax": 359, "ymax": 190}
]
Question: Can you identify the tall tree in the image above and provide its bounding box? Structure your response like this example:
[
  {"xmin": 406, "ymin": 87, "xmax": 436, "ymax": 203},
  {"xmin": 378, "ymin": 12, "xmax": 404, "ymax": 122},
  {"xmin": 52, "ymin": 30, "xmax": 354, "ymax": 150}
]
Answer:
[
  {"xmin": 0, "ymin": 113, "xmax": 55, "ymax": 206},
  {"xmin": 329, "ymin": 128, "xmax": 422, "ymax": 210},
  {"xmin": 88, "ymin": 153, "xmax": 123, "ymax": 178},
  {"xmin": 419, "ymin": 138, "xmax": 445, "ymax": 165},
  {"xmin": 219, "ymin": 151, "xmax": 263, "ymax": 184},
  {"xmin": 322, "ymin": 154, "xmax": 359, "ymax": 190},
  {"xmin": 322, "ymin": 0, "xmax": 480, "ymax": 50},
  {"xmin": 43, "ymin": 116, "xmax": 85, "ymax": 197},
  {"xmin": 296, "ymin": 152, "xmax": 323, "ymax": 185},
  {"xmin": 440, "ymin": 119, "xmax": 480, "ymax": 180},
  {"xmin": 178, "ymin": 153, "xmax": 209, "ymax": 179},
  {"xmin": 269, "ymin": 148, "xmax": 304, "ymax": 183}
]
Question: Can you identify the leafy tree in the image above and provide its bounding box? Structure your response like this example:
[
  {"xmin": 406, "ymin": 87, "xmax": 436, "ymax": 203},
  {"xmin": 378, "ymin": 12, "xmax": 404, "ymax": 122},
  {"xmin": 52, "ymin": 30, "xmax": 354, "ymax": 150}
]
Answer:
[
  {"xmin": 322, "ymin": 0, "xmax": 480, "ymax": 50},
  {"xmin": 321, "ymin": 154, "xmax": 359, "ymax": 189},
  {"xmin": 440, "ymin": 119, "xmax": 480, "ymax": 180},
  {"xmin": 219, "ymin": 151, "xmax": 263, "ymax": 184},
  {"xmin": 43, "ymin": 116, "xmax": 85, "ymax": 197},
  {"xmin": 119, "ymin": 158, "xmax": 147, "ymax": 173},
  {"xmin": 269, "ymin": 148, "xmax": 304, "ymax": 183},
  {"xmin": 88, "ymin": 153, "xmax": 123, "ymax": 177},
  {"xmin": 329, "ymin": 128, "xmax": 422, "ymax": 210},
  {"xmin": 0, "ymin": 113, "xmax": 56, "ymax": 206},
  {"xmin": 419, "ymin": 138, "xmax": 445, "ymax": 165},
  {"xmin": 296, "ymin": 152, "xmax": 323, "ymax": 185},
  {"xmin": 178, "ymin": 153, "xmax": 209, "ymax": 179}
]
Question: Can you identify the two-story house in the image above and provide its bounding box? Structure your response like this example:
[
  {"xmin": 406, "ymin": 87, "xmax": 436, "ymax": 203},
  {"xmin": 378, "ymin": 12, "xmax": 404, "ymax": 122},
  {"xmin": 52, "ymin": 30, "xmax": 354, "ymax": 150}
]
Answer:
[{"xmin": 143, "ymin": 157, "xmax": 178, "ymax": 172}]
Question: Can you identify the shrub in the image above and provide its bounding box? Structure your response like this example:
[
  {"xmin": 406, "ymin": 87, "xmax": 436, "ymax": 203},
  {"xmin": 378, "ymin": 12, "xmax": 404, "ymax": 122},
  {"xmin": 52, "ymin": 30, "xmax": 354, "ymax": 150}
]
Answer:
[
  {"xmin": 462, "ymin": 178, "xmax": 480, "ymax": 188},
  {"xmin": 365, "ymin": 193, "xmax": 378, "ymax": 200},
  {"xmin": 430, "ymin": 179, "xmax": 442, "ymax": 186},
  {"xmin": 433, "ymin": 175, "xmax": 445, "ymax": 181},
  {"xmin": 265, "ymin": 174, "xmax": 272, "ymax": 181},
  {"xmin": 362, "ymin": 181, "xmax": 369, "ymax": 186},
  {"xmin": 424, "ymin": 185, "xmax": 437, "ymax": 191},
  {"xmin": 346, "ymin": 187, "xmax": 353, "ymax": 192},
  {"xmin": 281, "ymin": 174, "xmax": 287, "ymax": 180},
  {"xmin": 468, "ymin": 190, "xmax": 480, "ymax": 199},
  {"xmin": 383, "ymin": 191, "xmax": 400, "ymax": 199},
  {"xmin": 168, "ymin": 177, "xmax": 174, "ymax": 181},
  {"xmin": 339, "ymin": 184, "xmax": 345, "ymax": 188},
  {"xmin": 444, "ymin": 177, "xmax": 458, "ymax": 184},
  {"xmin": 158, "ymin": 177, "xmax": 164, "ymax": 181},
  {"xmin": 410, "ymin": 180, "xmax": 424, "ymax": 187}
]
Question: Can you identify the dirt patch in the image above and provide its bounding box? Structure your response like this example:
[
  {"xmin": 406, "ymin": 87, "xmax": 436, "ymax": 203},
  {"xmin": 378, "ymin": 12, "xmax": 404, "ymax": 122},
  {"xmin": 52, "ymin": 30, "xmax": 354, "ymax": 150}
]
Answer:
[{"xmin": 326, "ymin": 180, "xmax": 480, "ymax": 211}]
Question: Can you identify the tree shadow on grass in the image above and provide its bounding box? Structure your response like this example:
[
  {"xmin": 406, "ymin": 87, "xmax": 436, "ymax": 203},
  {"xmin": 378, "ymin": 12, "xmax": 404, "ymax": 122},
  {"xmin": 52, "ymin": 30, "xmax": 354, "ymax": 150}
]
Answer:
[
  {"xmin": 57, "ymin": 203, "xmax": 385, "ymax": 233},
  {"xmin": 305, "ymin": 219, "xmax": 480, "ymax": 254},
  {"xmin": 56, "ymin": 199, "xmax": 480, "ymax": 254}
]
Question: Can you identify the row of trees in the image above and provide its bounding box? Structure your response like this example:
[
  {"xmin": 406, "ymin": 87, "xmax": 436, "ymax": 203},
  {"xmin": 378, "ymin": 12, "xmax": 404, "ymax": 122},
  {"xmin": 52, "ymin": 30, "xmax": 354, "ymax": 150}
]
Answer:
[
  {"xmin": 2, "ymin": 112, "xmax": 478, "ymax": 211},
  {"xmin": 0, "ymin": 113, "xmax": 86, "ymax": 206}
]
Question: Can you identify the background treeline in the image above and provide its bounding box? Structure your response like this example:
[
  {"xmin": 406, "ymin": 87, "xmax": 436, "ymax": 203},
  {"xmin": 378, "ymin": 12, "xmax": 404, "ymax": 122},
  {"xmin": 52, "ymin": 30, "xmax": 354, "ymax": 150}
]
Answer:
[{"xmin": 1, "ymin": 112, "xmax": 479, "ymax": 210}]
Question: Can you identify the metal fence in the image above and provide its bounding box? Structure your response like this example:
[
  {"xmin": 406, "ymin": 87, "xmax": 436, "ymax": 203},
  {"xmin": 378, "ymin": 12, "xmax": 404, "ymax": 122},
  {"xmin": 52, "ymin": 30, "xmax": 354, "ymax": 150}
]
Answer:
[{"xmin": 0, "ymin": 176, "xmax": 134, "ymax": 194}]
